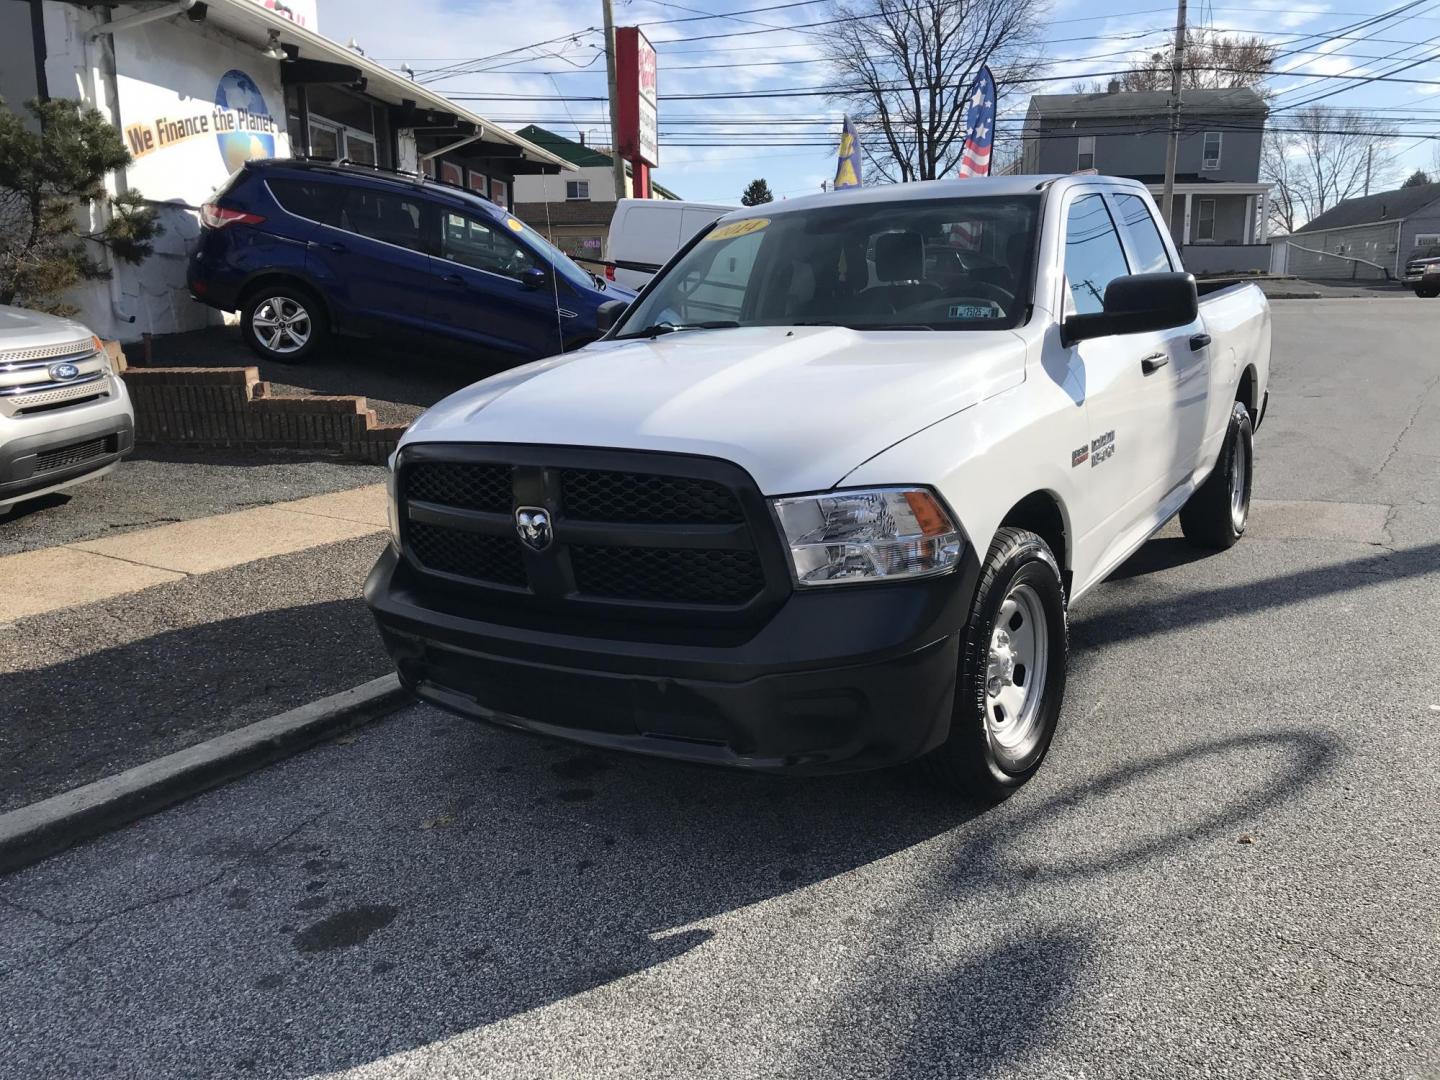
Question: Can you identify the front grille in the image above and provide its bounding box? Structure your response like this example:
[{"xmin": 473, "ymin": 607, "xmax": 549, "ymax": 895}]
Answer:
[
  {"xmin": 0, "ymin": 339, "xmax": 93, "ymax": 366},
  {"xmin": 560, "ymin": 469, "xmax": 742, "ymax": 524},
  {"xmin": 408, "ymin": 520, "xmax": 527, "ymax": 587},
  {"xmin": 571, "ymin": 545, "xmax": 763, "ymax": 604},
  {"xmin": 407, "ymin": 462, "xmax": 511, "ymax": 513},
  {"xmin": 34, "ymin": 436, "xmax": 111, "ymax": 475},
  {"xmin": 399, "ymin": 449, "xmax": 778, "ymax": 614}
]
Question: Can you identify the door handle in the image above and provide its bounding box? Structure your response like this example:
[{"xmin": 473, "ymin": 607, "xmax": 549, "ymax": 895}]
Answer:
[
  {"xmin": 1189, "ymin": 333, "xmax": 1212, "ymax": 351},
  {"xmin": 1140, "ymin": 353, "xmax": 1169, "ymax": 375},
  {"xmin": 443, "ymin": 273, "xmax": 466, "ymax": 286},
  {"xmin": 309, "ymin": 240, "xmax": 347, "ymax": 254}
]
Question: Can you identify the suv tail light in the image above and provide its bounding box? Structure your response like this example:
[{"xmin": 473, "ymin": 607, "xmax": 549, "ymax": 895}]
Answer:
[
  {"xmin": 200, "ymin": 204, "xmax": 265, "ymax": 229},
  {"xmin": 605, "ymin": 264, "xmax": 616, "ymax": 282}
]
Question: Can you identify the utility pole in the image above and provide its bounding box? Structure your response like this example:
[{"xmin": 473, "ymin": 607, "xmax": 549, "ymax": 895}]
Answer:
[
  {"xmin": 601, "ymin": 0, "xmax": 628, "ymax": 201},
  {"xmin": 1159, "ymin": 0, "xmax": 1187, "ymax": 232},
  {"xmin": 1364, "ymin": 144, "xmax": 1373, "ymax": 196}
]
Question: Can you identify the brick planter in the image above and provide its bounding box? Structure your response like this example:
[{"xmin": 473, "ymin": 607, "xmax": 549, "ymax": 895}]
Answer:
[{"xmin": 121, "ymin": 366, "xmax": 406, "ymax": 464}]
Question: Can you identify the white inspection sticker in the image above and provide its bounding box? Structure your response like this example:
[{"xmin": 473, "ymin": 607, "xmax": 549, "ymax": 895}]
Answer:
[{"xmin": 948, "ymin": 303, "xmax": 1000, "ymax": 320}]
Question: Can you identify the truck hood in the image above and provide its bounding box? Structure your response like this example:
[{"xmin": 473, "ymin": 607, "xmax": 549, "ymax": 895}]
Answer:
[
  {"xmin": 0, "ymin": 305, "xmax": 96, "ymax": 351},
  {"xmin": 404, "ymin": 325, "xmax": 1027, "ymax": 494}
]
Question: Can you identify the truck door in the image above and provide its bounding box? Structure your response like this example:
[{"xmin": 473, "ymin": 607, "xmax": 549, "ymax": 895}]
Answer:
[
  {"xmin": 1110, "ymin": 192, "xmax": 1209, "ymax": 490},
  {"xmin": 1059, "ymin": 192, "xmax": 1177, "ymax": 559}
]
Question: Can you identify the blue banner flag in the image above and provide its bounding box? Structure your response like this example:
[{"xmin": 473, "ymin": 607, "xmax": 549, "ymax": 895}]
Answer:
[
  {"xmin": 957, "ymin": 66, "xmax": 997, "ymax": 178},
  {"xmin": 834, "ymin": 115, "xmax": 862, "ymax": 190}
]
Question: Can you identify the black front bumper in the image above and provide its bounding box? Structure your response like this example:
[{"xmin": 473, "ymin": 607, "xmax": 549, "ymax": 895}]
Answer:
[{"xmin": 365, "ymin": 545, "xmax": 979, "ymax": 774}]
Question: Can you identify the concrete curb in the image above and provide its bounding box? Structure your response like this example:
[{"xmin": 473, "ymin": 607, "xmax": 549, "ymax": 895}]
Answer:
[{"xmin": 0, "ymin": 675, "xmax": 411, "ymax": 876}]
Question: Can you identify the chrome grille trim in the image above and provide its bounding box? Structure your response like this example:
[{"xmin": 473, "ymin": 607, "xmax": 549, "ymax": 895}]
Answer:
[
  {"xmin": 0, "ymin": 372, "xmax": 106, "ymax": 398},
  {"xmin": 0, "ymin": 339, "xmax": 95, "ymax": 367},
  {"xmin": 0, "ymin": 377, "xmax": 111, "ymax": 416}
]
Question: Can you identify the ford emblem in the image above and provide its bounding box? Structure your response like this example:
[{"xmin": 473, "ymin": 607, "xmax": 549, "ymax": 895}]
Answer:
[
  {"xmin": 514, "ymin": 506, "xmax": 553, "ymax": 552},
  {"xmin": 49, "ymin": 362, "xmax": 81, "ymax": 381}
]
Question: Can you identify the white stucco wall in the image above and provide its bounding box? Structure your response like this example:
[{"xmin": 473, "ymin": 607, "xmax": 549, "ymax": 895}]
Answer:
[
  {"xmin": 515, "ymin": 164, "xmax": 631, "ymax": 204},
  {"xmin": 38, "ymin": 3, "xmax": 288, "ymax": 340}
]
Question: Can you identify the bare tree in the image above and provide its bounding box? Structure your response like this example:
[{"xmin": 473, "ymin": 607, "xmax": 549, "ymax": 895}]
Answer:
[
  {"xmin": 817, "ymin": 0, "xmax": 1047, "ymax": 183},
  {"xmin": 1262, "ymin": 106, "xmax": 1398, "ymax": 231},
  {"xmin": 1109, "ymin": 30, "xmax": 1276, "ymax": 93}
]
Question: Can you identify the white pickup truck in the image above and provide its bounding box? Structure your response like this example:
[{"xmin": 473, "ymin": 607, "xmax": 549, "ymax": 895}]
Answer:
[{"xmin": 366, "ymin": 175, "xmax": 1270, "ymax": 798}]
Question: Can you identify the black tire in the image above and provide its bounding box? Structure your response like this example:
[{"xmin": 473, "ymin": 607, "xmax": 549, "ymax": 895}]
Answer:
[
  {"xmin": 921, "ymin": 527, "xmax": 1068, "ymax": 801},
  {"xmin": 240, "ymin": 284, "xmax": 328, "ymax": 364},
  {"xmin": 1418, "ymin": 285, "xmax": 1440, "ymax": 299},
  {"xmin": 1180, "ymin": 400, "xmax": 1253, "ymax": 550}
]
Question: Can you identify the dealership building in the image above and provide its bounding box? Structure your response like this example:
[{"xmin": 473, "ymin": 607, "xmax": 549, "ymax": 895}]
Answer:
[{"xmin": 0, "ymin": 0, "xmax": 572, "ymax": 340}]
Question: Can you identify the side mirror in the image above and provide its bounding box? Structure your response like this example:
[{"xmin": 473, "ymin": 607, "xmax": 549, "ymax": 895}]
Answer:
[
  {"xmin": 595, "ymin": 299, "xmax": 629, "ymax": 333},
  {"xmin": 519, "ymin": 266, "xmax": 549, "ymax": 290},
  {"xmin": 1061, "ymin": 272, "xmax": 1198, "ymax": 347}
]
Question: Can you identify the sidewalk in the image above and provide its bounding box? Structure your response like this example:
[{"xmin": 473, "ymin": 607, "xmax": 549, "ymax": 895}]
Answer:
[{"xmin": 0, "ymin": 483, "xmax": 396, "ymax": 812}]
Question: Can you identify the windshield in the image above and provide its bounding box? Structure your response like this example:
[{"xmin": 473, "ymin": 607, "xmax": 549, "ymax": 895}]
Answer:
[
  {"xmin": 614, "ymin": 195, "xmax": 1039, "ymax": 336},
  {"xmin": 506, "ymin": 213, "xmax": 598, "ymax": 291},
  {"xmin": 1411, "ymin": 245, "xmax": 1440, "ymax": 260}
]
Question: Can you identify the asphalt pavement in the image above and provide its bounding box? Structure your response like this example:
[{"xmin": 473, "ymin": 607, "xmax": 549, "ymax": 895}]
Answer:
[{"xmin": 2, "ymin": 299, "xmax": 1438, "ymax": 1079}]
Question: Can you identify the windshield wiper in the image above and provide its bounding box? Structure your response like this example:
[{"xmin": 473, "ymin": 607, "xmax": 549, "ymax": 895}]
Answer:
[
  {"xmin": 791, "ymin": 320, "xmax": 935, "ymax": 331},
  {"xmin": 616, "ymin": 320, "xmax": 739, "ymax": 339}
]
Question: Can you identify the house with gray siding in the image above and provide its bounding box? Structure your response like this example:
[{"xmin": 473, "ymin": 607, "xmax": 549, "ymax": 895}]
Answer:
[
  {"xmin": 1022, "ymin": 85, "xmax": 1272, "ymax": 272},
  {"xmin": 1276, "ymin": 182, "xmax": 1440, "ymax": 281}
]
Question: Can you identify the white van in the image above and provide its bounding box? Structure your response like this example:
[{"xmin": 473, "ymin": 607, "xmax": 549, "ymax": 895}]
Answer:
[{"xmin": 605, "ymin": 199, "xmax": 735, "ymax": 290}]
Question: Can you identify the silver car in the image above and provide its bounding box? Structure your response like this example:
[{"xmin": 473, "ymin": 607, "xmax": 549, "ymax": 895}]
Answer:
[{"xmin": 0, "ymin": 305, "xmax": 135, "ymax": 514}]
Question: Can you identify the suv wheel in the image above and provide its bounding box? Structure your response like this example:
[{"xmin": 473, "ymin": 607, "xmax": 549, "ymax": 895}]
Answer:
[
  {"xmin": 922, "ymin": 527, "xmax": 1068, "ymax": 801},
  {"xmin": 242, "ymin": 287, "xmax": 327, "ymax": 363}
]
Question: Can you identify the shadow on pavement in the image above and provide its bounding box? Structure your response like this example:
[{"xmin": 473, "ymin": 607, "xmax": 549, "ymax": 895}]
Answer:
[{"xmin": 0, "ymin": 598, "xmax": 389, "ymax": 813}]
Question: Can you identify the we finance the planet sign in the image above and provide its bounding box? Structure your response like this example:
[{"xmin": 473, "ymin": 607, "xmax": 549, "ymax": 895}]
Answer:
[{"xmin": 123, "ymin": 69, "xmax": 277, "ymax": 171}]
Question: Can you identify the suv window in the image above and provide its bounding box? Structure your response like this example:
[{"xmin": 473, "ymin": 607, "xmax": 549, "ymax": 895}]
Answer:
[
  {"xmin": 1113, "ymin": 192, "xmax": 1172, "ymax": 274},
  {"xmin": 340, "ymin": 189, "xmax": 428, "ymax": 252},
  {"xmin": 266, "ymin": 178, "xmax": 343, "ymax": 227},
  {"xmin": 441, "ymin": 211, "xmax": 536, "ymax": 279},
  {"xmin": 1064, "ymin": 193, "xmax": 1130, "ymax": 316}
]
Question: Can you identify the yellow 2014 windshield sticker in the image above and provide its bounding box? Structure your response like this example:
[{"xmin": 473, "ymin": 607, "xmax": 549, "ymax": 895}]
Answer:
[{"xmin": 704, "ymin": 218, "xmax": 769, "ymax": 241}]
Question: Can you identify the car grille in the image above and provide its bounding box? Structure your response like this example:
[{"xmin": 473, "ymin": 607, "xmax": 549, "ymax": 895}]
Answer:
[
  {"xmin": 34, "ymin": 436, "xmax": 112, "ymax": 475},
  {"xmin": 399, "ymin": 449, "xmax": 779, "ymax": 615}
]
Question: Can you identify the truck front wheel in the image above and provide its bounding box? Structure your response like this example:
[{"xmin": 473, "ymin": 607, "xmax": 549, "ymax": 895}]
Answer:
[
  {"xmin": 922, "ymin": 527, "xmax": 1068, "ymax": 800},
  {"xmin": 1180, "ymin": 400, "xmax": 1253, "ymax": 549}
]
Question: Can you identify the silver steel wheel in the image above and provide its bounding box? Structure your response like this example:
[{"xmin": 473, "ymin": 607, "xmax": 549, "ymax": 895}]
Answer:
[
  {"xmin": 250, "ymin": 296, "xmax": 312, "ymax": 355},
  {"xmin": 1229, "ymin": 429, "xmax": 1248, "ymax": 530},
  {"xmin": 985, "ymin": 583, "xmax": 1049, "ymax": 754}
]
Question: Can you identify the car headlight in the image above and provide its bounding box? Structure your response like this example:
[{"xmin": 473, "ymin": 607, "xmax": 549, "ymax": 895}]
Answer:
[
  {"xmin": 385, "ymin": 452, "xmax": 401, "ymax": 550},
  {"xmin": 771, "ymin": 487, "xmax": 963, "ymax": 586}
]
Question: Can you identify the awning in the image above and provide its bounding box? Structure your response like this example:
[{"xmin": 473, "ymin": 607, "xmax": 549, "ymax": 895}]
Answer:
[{"xmin": 194, "ymin": 0, "xmax": 574, "ymax": 173}]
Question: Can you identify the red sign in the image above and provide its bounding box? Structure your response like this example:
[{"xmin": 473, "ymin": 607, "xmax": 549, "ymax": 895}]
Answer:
[{"xmin": 616, "ymin": 27, "xmax": 658, "ymax": 168}]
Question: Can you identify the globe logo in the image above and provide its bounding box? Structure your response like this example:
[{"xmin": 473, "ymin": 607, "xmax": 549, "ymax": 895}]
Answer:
[{"xmin": 214, "ymin": 69, "xmax": 276, "ymax": 173}]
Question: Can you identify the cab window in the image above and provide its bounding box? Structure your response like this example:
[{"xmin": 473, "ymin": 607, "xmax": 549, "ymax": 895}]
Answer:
[{"xmin": 1063, "ymin": 193, "xmax": 1131, "ymax": 315}]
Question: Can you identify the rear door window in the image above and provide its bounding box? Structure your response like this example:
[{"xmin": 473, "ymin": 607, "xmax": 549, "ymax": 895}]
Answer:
[
  {"xmin": 1113, "ymin": 192, "xmax": 1172, "ymax": 274},
  {"xmin": 339, "ymin": 188, "xmax": 430, "ymax": 253}
]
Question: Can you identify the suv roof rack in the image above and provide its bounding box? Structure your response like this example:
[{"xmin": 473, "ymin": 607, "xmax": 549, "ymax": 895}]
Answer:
[{"xmin": 259, "ymin": 156, "xmax": 486, "ymax": 200}]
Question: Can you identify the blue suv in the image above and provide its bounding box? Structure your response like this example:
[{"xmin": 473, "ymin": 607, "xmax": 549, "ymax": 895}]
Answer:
[{"xmin": 187, "ymin": 160, "xmax": 634, "ymax": 364}]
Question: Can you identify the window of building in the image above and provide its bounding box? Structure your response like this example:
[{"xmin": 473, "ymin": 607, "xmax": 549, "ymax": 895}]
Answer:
[
  {"xmin": 1113, "ymin": 192, "xmax": 1172, "ymax": 273},
  {"xmin": 467, "ymin": 169, "xmax": 488, "ymax": 195},
  {"xmin": 1063, "ymin": 193, "xmax": 1130, "ymax": 315},
  {"xmin": 1202, "ymin": 131, "xmax": 1222, "ymax": 170},
  {"xmin": 440, "ymin": 212, "xmax": 536, "ymax": 279},
  {"xmin": 340, "ymin": 190, "xmax": 428, "ymax": 252},
  {"xmin": 1077, "ymin": 135, "xmax": 1096, "ymax": 172},
  {"xmin": 439, "ymin": 161, "xmax": 463, "ymax": 187},
  {"xmin": 489, "ymin": 178, "xmax": 509, "ymax": 207},
  {"xmin": 566, "ymin": 180, "xmax": 590, "ymax": 201},
  {"xmin": 1196, "ymin": 198, "xmax": 1216, "ymax": 242}
]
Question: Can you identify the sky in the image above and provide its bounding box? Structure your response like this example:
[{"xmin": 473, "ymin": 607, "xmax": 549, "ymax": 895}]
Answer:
[{"xmin": 317, "ymin": 0, "xmax": 1440, "ymax": 208}]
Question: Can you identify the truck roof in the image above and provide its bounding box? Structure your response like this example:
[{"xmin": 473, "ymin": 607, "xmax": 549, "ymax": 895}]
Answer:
[{"xmin": 719, "ymin": 174, "xmax": 1149, "ymax": 221}]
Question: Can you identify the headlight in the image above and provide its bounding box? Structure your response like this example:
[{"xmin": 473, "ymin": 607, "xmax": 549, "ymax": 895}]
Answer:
[
  {"xmin": 771, "ymin": 487, "xmax": 963, "ymax": 586},
  {"xmin": 385, "ymin": 452, "xmax": 401, "ymax": 550}
]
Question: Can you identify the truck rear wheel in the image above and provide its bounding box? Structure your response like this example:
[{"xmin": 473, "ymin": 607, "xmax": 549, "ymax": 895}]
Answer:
[
  {"xmin": 1180, "ymin": 400, "xmax": 1253, "ymax": 549},
  {"xmin": 922, "ymin": 527, "xmax": 1068, "ymax": 800}
]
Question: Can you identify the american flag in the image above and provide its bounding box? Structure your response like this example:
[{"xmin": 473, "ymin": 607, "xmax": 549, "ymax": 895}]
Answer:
[{"xmin": 957, "ymin": 66, "xmax": 997, "ymax": 179}]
